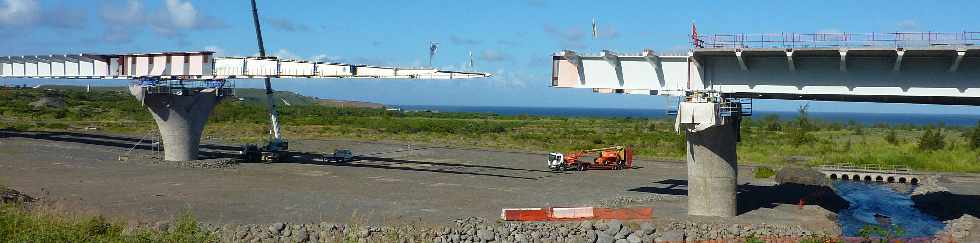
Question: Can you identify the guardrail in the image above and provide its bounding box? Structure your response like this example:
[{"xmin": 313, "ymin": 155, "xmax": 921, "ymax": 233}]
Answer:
[
  {"xmin": 816, "ymin": 163, "xmax": 911, "ymax": 174},
  {"xmin": 695, "ymin": 32, "xmax": 980, "ymax": 49}
]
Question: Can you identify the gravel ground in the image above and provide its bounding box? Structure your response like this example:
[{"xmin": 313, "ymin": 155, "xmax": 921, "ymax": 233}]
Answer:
[
  {"xmin": 188, "ymin": 217, "xmax": 837, "ymax": 243},
  {"xmin": 8, "ymin": 129, "xmax": 980, "ymax": 240}
]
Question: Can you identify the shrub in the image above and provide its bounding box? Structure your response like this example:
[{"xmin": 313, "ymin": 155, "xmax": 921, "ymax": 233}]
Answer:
[
  {"xmin": 966, "ymin": 121, "xmax": 980, "ymax": 150},
  {"xmin": 753, "ymin": 166, "xmax": 776, "ymax": 179},
  {"xmin": 788, "ymin": 127, "xmax": 816, "ymax": 146},
  {"xmin": 885, "ymin": 129, "xmax": 899, "ymax": 145}
]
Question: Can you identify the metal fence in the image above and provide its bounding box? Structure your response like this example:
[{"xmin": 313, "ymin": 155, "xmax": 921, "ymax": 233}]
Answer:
[
  {"xmin": 817, "ymin": 163, "xmax": 911, "ymax": 174},
  {"xmin": 695, "ymin": 32, "xmax": 980, "ymax": 49}
]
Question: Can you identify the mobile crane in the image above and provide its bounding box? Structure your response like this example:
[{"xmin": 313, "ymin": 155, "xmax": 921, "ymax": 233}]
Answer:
[
  {"xmin": 241, "ymin": 0, "xmax": 288, "ymax": 162},
  {"xmin": 547, "ymin": 145, "xmax": 633, "ymax": 171}
]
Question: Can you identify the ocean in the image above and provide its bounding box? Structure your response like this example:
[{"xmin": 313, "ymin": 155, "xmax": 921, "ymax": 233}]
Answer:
[{"xmin": 398, "ymin": 105, "xmax": 980, "ymax": 127}]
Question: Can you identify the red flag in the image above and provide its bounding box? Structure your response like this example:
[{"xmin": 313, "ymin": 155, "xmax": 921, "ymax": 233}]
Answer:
[{"xmin": 691, "ymin": 22, "xmax": 703, "ymax": 48}]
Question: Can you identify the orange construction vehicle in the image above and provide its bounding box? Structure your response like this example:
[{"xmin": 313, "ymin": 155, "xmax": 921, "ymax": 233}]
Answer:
[{"xmin": 547, "ymin": 145, "xmax": 633, "ymax": 171}]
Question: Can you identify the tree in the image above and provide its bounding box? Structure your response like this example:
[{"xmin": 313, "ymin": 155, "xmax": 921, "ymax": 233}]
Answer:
[
  {"xmin": 796, "ymin": 103, "xmax": 812, "ymax": 131},
  {"xmin": 885, "ymin": 129, "xmax": 899, "ymax": 145},
  {"xmin": 917, "ymin": 126, "xmax": 946, "ymax": 151},
  {"xmin": 763, "ymin": 114, "xmax": 781, "ymax": 131},
  {"xmin": 967, "ymin": 121, "xmax": 980, "ymax": 150},
  {"xmin": 789, "ymin": 104, "xmax": 815, "ymax": 146}
]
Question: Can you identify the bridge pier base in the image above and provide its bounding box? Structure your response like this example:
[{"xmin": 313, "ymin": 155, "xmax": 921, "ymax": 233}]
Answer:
[{"xmin": 128, "ymin": 80, "xmax": 228, "ymax": 161}]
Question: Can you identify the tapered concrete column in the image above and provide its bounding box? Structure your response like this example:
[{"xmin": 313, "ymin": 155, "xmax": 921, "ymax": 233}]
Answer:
[
  {"xmin": 686, "ymin": 116, "xmax": 738, "ymax": 217},
  {"xmin": 129, "ymin": 85, "xmax": 224, "ymax": 161}
]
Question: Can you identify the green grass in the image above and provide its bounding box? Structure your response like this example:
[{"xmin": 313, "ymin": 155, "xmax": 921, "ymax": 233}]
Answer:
[
  {"xmin": 4, "ymin": 87, "xmax": 980, "ymax": 173},
  {"xmin": 0, "ymin": 202, "xmax": 217, "ymax": 242}
]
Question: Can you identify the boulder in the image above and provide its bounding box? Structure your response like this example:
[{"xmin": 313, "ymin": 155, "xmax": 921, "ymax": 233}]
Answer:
[
  {"xmin": 640, "ymin": 222, "xmax": 656, "ymax": 235},
  {"xmin": 626, "ymin": 232, "xmax": 643, "ymax": 243},
  {"xmin": 775, "ymin": 166, "xmax": 830, "ymax": 186},
  {"xmin": 656, "ymin": 230, "xmax": 683, "ymax": 242},
  {"xmin": 268, "ymin": 223, "xmax": 285, "ymax": 235}
]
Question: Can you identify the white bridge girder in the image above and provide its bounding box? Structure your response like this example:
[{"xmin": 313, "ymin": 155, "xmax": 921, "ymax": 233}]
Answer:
[
  {"xmin": 552, "ymin": 47, "xmax": 980, "ymax": 105},
  {"xmin": 0, "ymin": 51, "xmax": 491, "ymax": 80}
]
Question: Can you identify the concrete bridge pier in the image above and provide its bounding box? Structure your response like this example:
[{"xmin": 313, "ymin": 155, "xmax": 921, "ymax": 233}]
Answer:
[
  {"xmin": 129, "ymin": 82, "xmax": 226, "ymax": 161},
  {"xmin": 676, "ymin": 100, "xmax": 739, "ymax": 217},
  {"xmin": 686, "ymin": 117, "xmax": 739, "ymax": 217}
]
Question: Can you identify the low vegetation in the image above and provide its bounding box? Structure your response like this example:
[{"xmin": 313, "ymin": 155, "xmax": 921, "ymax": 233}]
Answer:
[
  {"xmin": 753, "ymin": 167, "xmax": 776, "ymax": 179},
  {"xmin": 0, "ymin": 198, "xmax": 216, "ymax": 242},
  {"xmin": 5, "ymin": 87, "xmax": 980, "ymax": 173}
]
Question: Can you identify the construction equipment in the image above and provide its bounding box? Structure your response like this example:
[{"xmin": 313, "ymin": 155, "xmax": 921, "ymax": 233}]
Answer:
[
  {"xmin": 324, "ymin": 149, "xmax": 355, "ymax": 163},
  {"xmin": 241, "ymin": 0, "xmax": 289, "ymax": 162},
  {"xmin": 547, "ymin": 145, "xmax": 633, "ymax": 171}
]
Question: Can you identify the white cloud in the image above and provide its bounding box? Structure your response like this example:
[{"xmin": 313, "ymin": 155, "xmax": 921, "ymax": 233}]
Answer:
[
  {"xmin": 163, "ymin": 0, "xmax": 197, "ymax": 28},
  {"xmin": 100, "ymin": 0, "xmax": 144, "ymax": 43},
  {"xmin": 489, "ymin": 69, "xmax": 532, "ymax": 88},
  {"xmin": 95, "ymin": 0, "xmax": 225, "ymax": 42},
  {"xmin": 311, "ymin": 54, "xmax": 341, "ymax": 63},
  {"xmin": 543, "ymin": 24, "xmax": 586, "ymax": 49},
  {"xmin": 204, "ymin": 45, "xmax": 225, "ymax": 56},
  {"xmin": 450, "ymin": 35, "xmax": 481, "ymax": 45},
  {"xmin": 0, "ymin": 0, "xmax": 39, "ymax": 27},
  {"xmin": 479, "ymin": 49, "xmax": 510, "ymax": 62},
  {"xmin": 896, "ymin": 19, "xmax": 919, "ymax": 31},
  {"xmin": 267, "ymin": 17, "xmax": 310, "ymax": 32},
  {"xmin": 816, "ymin": 28, "xmax": 843, "ymax": 34},
  {"xmin": 274, "ymin": 49, "xmax": 299, "ymax": 59},
  {"xmin": 150, "ymin": 0, "xmax": 198, "ymax": 36}
]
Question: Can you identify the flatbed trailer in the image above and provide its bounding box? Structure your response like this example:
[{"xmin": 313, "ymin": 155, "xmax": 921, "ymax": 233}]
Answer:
[{"xmin": 547, "ymin": 145, "xmax": 633, "ymax": 171}]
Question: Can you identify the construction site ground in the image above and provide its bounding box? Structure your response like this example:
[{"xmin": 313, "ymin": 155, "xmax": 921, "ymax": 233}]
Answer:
[{"xmin": 2, "ymin": 130, "xmax": 978, "ymax": 231}]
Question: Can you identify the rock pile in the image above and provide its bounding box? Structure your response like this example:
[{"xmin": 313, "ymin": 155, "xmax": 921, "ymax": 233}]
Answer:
[
  {"xmin": 594, "ymin": 195, "xmax": 683, "ymax": 208},
  {"xmin": 206, "ymin": 217, "xmax": 834, "ymax": 243},
  {"xmin": 139, "ymin": 157, "xmax": 239, "ymax": 169},
  {"xmin": 935, "ymin": 214, "xmax": 978, "ymax": 242},
  {"xmin": 660, "ymin": 221, "xmax": 825, "ymax": 241},
  {"xmin": 0, "ymin": 187, "xmax": 34, "ymax": 204},
  {"xmin": 911, "ymin": 175, "xmax": 948, "ymax": 196}
]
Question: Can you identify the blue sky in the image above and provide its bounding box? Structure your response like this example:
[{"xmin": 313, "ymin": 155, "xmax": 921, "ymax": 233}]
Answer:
[{"xmin": 2, "ymin": 0, "xmax": 980, "ymax": 114}]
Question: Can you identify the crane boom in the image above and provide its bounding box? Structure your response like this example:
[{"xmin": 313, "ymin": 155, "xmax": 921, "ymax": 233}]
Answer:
[
  {"xmin": 580, "ymin": 146, "xmax": 624, "ymax": 153},
  {"xmin": 250, "ymin": 0, "xmax": 284, "ymax": 144}
]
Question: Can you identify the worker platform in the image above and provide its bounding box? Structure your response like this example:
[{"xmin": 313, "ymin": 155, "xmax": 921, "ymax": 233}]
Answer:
[{"xmin": 552, "ymin": 31, "xmax": 980, "ymax": 105}]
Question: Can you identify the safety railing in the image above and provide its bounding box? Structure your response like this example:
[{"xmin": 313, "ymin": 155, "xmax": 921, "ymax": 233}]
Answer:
[
  {"xmin": 817, "ymin": 163, "xmax": 911, "ymax": 174},
  {"xmin": 134, "ymin": 78, "xmax": 234, "ymax": 97},
  {"xmin": 694, "ymin": 32, "xmax": 980, "ymax": 49}
]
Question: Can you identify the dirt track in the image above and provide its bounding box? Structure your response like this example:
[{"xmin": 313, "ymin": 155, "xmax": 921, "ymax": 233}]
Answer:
[{"xmin": 6, "ymin": 129, "xmax": 965, "ymax": 231}]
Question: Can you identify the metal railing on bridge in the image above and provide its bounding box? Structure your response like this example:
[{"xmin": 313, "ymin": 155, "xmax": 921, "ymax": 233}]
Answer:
[
  {"xmin": 816, "ymin": 163, "xmax": 912, "ymax": 174},
  {"xmin": 694, "ymin": 32, "xmax": 980, "ymax": 49}
]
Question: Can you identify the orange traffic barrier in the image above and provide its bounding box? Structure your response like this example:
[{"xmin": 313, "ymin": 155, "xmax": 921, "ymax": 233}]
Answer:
[{"xmin": 501, "ymin": 207, "xmax": 653, "ymax": 221}]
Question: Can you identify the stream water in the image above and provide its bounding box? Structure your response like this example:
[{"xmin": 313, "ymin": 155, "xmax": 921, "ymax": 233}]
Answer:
[{"xmin": 833, "ymin": 181, "xmax": 945, "ymax": 237}]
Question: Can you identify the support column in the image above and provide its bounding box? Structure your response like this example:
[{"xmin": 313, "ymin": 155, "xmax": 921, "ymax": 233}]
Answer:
[
  {"xmin": 129, "ymin": 84, "xmax": 224, "ymax": 161},
  {"xmin": 675, "ymin": 98, "xmax": 739, "ymax": 217},
  {"xmin": 686, "ymin": 116, "xmax": 738, "ymax": 217}
]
